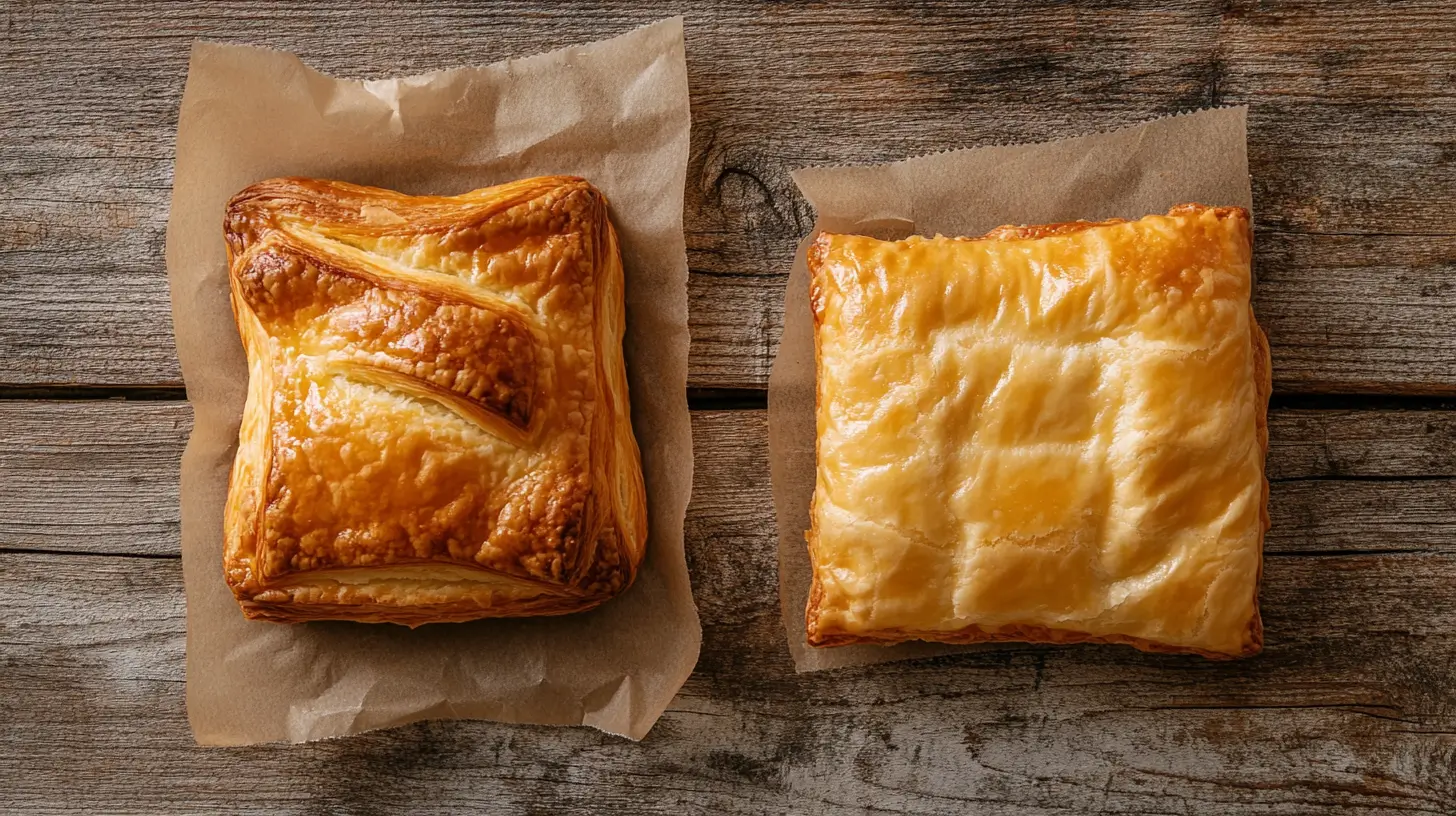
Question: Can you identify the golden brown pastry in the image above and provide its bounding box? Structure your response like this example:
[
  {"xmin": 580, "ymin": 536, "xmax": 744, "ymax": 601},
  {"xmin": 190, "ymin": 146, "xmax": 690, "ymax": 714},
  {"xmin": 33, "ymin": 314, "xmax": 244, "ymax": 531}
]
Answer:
[
  {"xmin": 223, "ymin": 175, "xmax": 646, "ymax": 625},
  {"xmin": 806, "ymin": 205, "xmax": 1269, "ymax": 658}
]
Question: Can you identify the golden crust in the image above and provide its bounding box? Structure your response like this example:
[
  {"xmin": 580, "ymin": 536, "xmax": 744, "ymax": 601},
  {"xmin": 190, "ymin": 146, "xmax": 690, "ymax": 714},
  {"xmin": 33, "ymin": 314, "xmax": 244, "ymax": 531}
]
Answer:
[
  {"xmin": 223, "ymin": 176, "xmax": 646, "ymax": 625},
  {"xmin": 805, "ymin": 205, "xmax": 1268, "ymax": 659}
]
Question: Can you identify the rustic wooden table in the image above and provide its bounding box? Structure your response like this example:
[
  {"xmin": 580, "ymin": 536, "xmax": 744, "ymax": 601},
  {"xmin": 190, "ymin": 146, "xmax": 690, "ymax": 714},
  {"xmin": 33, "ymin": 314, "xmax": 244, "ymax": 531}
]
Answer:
[{"xmin": 5, "ymin": 2, "xmax": 1456, "ymax": 813}]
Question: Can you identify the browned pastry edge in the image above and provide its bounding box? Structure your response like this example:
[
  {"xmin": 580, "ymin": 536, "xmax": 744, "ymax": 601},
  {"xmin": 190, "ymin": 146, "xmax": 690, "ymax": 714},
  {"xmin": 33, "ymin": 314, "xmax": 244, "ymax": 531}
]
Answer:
[
  {"xmin": 234, "ymin": 572, "xmax": 617, "ymax": 625},
  {"xmin": 803, "ymin": 204, "xmax": 1268, "ymax": 659},
  {"xmin": 240, "ymin": 592, "xmax": 611, "ymax": 625},
  {"xmin": 222, "ymin": 176, "xmax": 647, "ymax": 625}
]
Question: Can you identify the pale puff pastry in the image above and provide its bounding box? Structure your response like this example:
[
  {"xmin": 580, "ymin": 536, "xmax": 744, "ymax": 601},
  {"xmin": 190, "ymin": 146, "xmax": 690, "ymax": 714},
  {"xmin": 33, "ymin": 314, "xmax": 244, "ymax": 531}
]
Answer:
[
  {"xmin": 223, "ymin": 175, "xmax": 646, "ymax": 625},
  {"xmin": 806, "ymin": 205, "xmax": 1269, "ymax": 658}
]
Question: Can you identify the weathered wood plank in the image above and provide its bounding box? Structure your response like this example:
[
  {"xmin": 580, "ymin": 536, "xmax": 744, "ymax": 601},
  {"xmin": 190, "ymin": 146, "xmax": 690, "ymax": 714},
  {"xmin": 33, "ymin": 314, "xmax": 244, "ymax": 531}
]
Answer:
[
  {"xmin": 1268, "ymin": 407, "xmax": 1456, "ymax": 480},
  {"xmin": 693, "ymin": 231, "xmax": 1456, "ymax": 395},
  {"xmin": 9, "ymin": 0, "xmax": 1456, "ymax": 810},
  {"xmin": 2, "ymin": 410, "xmax": 1455, "ymax": 814},
  {"xmin": 6, "ymin": 1, "xmax": 1456, "ymax": 391},
  {"xmin": 8, "ymin": 401, "xmax": 1456, "ymax": 558},
  {"xmin": 0, "ymin": 401, "xmax": 188, "ymax": 556}
]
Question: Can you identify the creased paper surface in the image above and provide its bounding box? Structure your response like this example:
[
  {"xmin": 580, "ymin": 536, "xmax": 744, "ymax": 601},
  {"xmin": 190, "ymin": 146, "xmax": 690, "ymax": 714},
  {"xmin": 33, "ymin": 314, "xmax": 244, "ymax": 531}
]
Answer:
[
  {"xmin": 771, "ymin": 108, "xmax": 1253, "ymax": 672},
  {"xmin": 166, "ymin": 18, "xmax": 698, "ymax": 743}
]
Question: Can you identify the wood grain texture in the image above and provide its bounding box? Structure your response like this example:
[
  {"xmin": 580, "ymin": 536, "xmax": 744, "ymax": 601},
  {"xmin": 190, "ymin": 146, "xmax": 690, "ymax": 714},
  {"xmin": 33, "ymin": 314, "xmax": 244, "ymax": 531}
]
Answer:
[
  {"xmin": 10, "ymin": 552, "xmax": 1454, "ymax": 816},
  {"xmin": 8, "ymin": 1, "xmax": 1456, "ymax": 812},
  {"xmin": 2, "ymin": 404, "xmax": 1456, "ymax": 813},
  {"xmin": 0, "ymin": 402, "xmax": 187, "ymax": 556},
  {"xmin": 9, "ymin": 402, "xmax": 1456, "ymax": 558},
  {"xmin": 7, "ymin": 1, "xmax": 1456, "ymax": 392}
]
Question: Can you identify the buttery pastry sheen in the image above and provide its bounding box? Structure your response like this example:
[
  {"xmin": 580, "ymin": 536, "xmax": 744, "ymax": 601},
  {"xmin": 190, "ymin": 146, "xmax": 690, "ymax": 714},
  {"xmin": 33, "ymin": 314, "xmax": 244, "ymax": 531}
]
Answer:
[
  {"xmin": 223, "ymin": 175, "xmax": 646, "ymax": 625},
  {"xmin": 807, "ymin": 205, "xmax": 1269, "ymax": 658}
]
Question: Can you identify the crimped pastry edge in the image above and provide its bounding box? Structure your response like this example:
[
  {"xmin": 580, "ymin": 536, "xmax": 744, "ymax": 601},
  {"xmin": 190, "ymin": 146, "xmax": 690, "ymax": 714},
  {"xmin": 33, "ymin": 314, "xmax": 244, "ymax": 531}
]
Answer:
[{"xmin": 803, "ymin": 204, "xmax": 1269, "ymax": 659}]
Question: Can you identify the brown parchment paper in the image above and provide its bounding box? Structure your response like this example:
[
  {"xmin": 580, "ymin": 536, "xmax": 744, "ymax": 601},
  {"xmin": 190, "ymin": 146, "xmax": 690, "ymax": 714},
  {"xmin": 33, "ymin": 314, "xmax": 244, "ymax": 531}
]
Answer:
[
  {"xmin": 771, "ymin": 107, "xmax": 1254, "ymax": 673},
  {"xmin": 165, "ymin": 18, "xmax": 698, "ymax": 744}
]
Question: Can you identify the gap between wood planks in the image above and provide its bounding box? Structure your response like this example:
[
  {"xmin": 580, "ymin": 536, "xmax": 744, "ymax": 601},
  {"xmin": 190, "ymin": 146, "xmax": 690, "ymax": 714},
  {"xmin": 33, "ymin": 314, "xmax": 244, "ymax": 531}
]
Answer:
[
  {"xmin": 0, "ymin": 383, "xmax": 775, "ymax": 409},
  {"xmin": 9, "ymin": 385, "xmax": 1456, "ymax": 412},
  {"xmin": 0, "ymin": 384, "xmax": 187, "ymax": 401},
  {"xmin": 6, "ymin": 546, "xmax": 1443, "ymax": 562},
  {"xmin": 0, "ymin": 381, "xmax": 774, "ymax": 408},
  {"xmin": 7, "ymin": 389, "xmax": 1456, "ymax": 561}
]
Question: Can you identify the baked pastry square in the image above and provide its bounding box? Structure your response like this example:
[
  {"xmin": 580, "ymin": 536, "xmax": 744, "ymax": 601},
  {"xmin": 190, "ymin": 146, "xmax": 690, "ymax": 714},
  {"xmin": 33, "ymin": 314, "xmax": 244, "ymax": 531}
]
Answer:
[
  {"xmin": 806, "ymin": 205, "xmax": 1269, "ymax": 658},
  {"xmin": 223, "ymin": 176, "xmax": 646, "ymax": 625}
]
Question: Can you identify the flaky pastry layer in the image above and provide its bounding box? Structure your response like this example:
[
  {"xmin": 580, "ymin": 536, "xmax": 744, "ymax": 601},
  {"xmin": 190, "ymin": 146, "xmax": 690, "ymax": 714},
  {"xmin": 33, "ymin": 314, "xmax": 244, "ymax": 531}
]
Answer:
[
  {"xmin": 806, "ymin": 205, "xmax": 1269, "ymax": 658},
  {"xmin": 224, "ymin": 176, "xmax": 646, "ymax": 625}
]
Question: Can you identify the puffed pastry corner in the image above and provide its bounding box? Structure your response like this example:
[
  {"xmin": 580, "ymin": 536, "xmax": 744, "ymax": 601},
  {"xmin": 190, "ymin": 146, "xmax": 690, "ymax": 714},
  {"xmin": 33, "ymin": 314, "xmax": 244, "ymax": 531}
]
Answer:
[
  {"xmin": 806, "ymin": 205, "xmax": 1269, "ymax": 658},
  {"xmin": 223, "ymin": 175, "xmax": 646, "ymax": 625}
]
